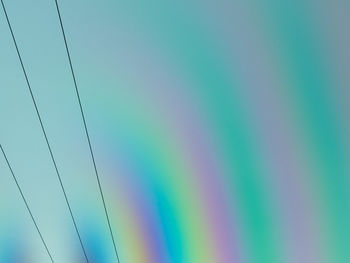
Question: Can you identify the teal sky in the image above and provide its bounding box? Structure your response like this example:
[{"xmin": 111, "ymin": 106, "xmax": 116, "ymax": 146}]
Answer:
[{"xmin": 1, "ymin": 0, "xmax": 350, "ymax": 262}]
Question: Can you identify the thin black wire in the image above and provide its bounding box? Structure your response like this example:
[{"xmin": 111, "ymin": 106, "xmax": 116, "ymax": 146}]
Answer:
[
  {"xmin": 53, "ymin": 1, "xmax": 121, "ymax": 262},
  {"xmin": 0, "ymin": 1, "xmax": 89, "ymax": 262},
  {"xmin": 0, "ymin": 144, "xmax": 55, "ymax": 263}
]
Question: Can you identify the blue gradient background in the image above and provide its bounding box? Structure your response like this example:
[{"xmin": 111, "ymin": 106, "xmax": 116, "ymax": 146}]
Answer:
[{"xmin": 0, "ymin": 0, "xmax": 350, "ymax": 262}]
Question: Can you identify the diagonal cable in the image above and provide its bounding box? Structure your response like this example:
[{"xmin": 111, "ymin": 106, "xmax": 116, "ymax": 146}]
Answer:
[
  {"xmin": 0, "ymin": 144, "xmax": 55, "ymax": 263},
  {"xmin": 0, "ymin": 1, "xmax": 89, "ymax": 262},
  {"xmin": 53, "ymin": 1, "xmax": 121, "ymax": 262}
]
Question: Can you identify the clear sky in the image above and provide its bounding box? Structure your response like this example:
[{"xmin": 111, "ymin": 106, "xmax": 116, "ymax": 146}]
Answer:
[{"xmin": 0, "ymin": 0, "xmax": 349, "ymax": 262}]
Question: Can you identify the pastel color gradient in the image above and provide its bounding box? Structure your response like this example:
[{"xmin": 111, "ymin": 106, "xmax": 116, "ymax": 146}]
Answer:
[{"xmin": 0, "ymin": 0, "xmax": 349, "ymax": 262}]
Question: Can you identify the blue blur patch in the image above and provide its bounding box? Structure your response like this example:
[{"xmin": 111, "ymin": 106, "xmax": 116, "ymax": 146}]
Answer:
[
  {"xmin": 80, "ymin": 223, "xmax": 110, "ymax": 263},
  {"xmin": 154, "ymin": 189, "xmax": 185, "ymax": 263},
  {"xmin": 0, "ymin": 238, "xmax": 27, "ymax": 263}
]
